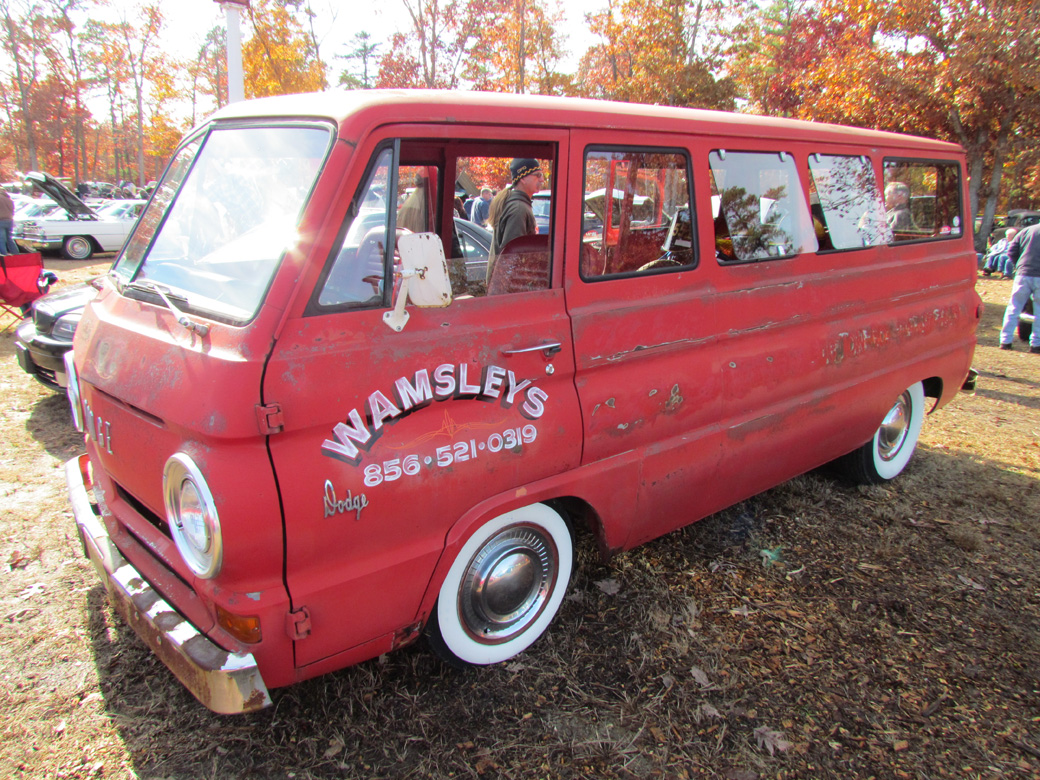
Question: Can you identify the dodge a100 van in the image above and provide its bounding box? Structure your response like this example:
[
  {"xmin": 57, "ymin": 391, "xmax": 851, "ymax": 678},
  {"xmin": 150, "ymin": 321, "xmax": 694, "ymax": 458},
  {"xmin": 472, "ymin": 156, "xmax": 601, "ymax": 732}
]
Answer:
[{"xmin": 65, "ymin": 91, "xmax": 980, "ymax": 713}]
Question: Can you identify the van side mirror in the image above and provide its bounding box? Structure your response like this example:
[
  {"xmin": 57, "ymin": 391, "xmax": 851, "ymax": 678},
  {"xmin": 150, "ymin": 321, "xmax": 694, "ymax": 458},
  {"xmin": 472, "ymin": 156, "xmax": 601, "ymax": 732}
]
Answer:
[{"xmin": 383, "ymin": 232, "xmax": 453, "ymax": 332}]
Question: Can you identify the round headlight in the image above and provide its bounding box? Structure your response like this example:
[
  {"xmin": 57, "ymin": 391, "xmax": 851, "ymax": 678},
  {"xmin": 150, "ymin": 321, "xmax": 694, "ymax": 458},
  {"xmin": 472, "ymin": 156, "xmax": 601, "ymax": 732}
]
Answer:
[{"xmin": 163, "ymin": 453, "xmax": 222, "ymax": 578}]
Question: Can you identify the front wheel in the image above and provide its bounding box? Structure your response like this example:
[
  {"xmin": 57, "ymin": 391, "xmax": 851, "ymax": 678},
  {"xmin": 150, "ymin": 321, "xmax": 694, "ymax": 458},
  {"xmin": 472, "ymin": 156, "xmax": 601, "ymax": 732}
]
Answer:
[
  {"xmin": 427, "ymin": 504, "xmax": 572, "ymax": 668},
  {"xmin": 837, "ymin": 382, "xmax": 925, "ymax": 484},
  {"xmin": 62, "ymin": 235, "xmax": 94, "ymax": 260}
]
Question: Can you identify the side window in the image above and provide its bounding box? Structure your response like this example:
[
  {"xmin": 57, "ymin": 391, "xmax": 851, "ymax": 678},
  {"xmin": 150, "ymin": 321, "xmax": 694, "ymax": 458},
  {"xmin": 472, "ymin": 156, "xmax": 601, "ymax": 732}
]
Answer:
[
  {"xmin": 709, "ymin": 150, "xmax": 818, "ymax": 263},
  {"xmin": 883, "ymin": 159, "xmax": 963, "ymax": 242},
  {"xmin": 318, "ymin": 143, "xmax": 557, "ymax": 309},
  {"xmin": 458, "ymin": 154, "xmax": 553, "ymax": 297},
  {"xmin": 808, "ymin": 154, "xmax": 892, "ymax": 250},
  {"xmin": 318, "ymin": 147, "xmax": 393, "ymax": 308},
  {"xmin": 580, "ymin": 148, "xmax": 694, "ymax": 279}
]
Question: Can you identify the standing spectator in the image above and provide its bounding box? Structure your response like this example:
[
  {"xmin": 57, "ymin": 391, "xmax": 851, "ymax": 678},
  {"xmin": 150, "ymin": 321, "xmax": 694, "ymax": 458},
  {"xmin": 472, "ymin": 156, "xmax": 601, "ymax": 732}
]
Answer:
[
  {"xmin": 0, "ymin": 188, "xmax": 18, "ymax": 254},
  {"xmin": 487, "ymin": 159, "xmax": 542, "ymax": 283},
  {"xmin": 998, "ymin": 223, "xmax": 1040, "ymax": 353},
  {"xmin": 471, "ymin": 186, "xmax": 493, "ymax": 227}
]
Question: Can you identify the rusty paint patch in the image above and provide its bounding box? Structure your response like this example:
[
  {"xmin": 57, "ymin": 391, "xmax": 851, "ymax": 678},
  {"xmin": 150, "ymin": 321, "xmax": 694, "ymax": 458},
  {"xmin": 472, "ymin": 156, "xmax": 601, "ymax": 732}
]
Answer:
[{"xmin": 665, "ymin": 384, "xmax": 683, "ymax": 413}]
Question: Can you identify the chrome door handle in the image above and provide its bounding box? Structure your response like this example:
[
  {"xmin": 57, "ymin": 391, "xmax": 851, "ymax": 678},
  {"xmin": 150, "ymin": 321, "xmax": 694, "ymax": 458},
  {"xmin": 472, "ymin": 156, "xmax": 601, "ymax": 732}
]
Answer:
[{"xmin": 501, "ymin": 342, "xmax": 563, "ymax": 357}]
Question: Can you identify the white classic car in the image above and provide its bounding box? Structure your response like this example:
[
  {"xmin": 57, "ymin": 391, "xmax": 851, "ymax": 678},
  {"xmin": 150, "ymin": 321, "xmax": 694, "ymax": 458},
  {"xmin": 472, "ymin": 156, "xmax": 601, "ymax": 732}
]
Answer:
[{"xmin": 17, "ymin": 172, "xmax": 145, "ymax": 260}]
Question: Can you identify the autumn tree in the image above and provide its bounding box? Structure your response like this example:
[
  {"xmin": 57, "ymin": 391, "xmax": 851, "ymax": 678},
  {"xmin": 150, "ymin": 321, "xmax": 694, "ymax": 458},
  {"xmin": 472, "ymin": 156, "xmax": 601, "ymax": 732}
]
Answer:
[
  {"xmin": 789, "ymin": 0, "xmax": 1040, "ymax": 246},
  {"xmin": 577, "ymin": 0, "xmax": 736, "ymax": 109},
  {"xmin": 112, "ymin": 3, "xmax": 164, "ymax": 186},
  {"xmin": 186, "ymin": 27, "xmax": 226, "ymax": 123},
  {"xmin": 243, "ymin": 0, "xmax": 327, "ymax": 97},
  {"xmin": 723, "ymin": 0, "xmax": 849, "ymax": 117},
  {"xmin": 378, "ymin": 0, "xmax": 495, "ymax": 89},
  {"xmin": 1, "ymin": 0, "xmax": 54, "ymax": 172},
  {"xmin": 468, "ymin": 0, "xmax": 570, "ymax": 95},
  {"xmin": 81, "ymin": 17, "xmax": 132, "ymax": 183}
]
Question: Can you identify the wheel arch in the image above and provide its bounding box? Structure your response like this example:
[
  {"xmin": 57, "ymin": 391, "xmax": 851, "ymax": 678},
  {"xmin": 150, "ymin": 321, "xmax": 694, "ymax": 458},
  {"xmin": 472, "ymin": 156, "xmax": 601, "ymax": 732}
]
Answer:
[
  {"xmin": 413, "ymin": 489, "xmax": 611, "ymax": 630},
  {"xmin": 921, "ymin": 375, "xmax": 943, "ymax": 413}
]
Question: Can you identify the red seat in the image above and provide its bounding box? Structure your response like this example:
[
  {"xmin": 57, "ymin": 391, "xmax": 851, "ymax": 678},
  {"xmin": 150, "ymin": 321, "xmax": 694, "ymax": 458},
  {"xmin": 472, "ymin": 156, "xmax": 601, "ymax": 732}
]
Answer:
[
  {"xmin": 1, "ymin": 253, "xmax": 55, "ymax": 328},
  {"xmin": 487, "ymin": 234, "xmax": 550, "ymax": 296}
]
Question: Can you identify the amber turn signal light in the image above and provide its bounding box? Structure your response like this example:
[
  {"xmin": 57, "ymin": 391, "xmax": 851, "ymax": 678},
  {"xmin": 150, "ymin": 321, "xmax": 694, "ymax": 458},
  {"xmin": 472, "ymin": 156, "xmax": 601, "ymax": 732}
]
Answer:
[{"xmin": 216, "ymin": 604, "xmax": 262, "ymax": 644}]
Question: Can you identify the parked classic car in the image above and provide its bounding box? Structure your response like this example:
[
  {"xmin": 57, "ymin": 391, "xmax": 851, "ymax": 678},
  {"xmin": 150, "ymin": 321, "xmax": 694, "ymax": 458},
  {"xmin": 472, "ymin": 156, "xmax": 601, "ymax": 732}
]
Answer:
[
  {"xmin": 16, "ymin": 172, "xmax": 145, "ymax": 260},
  {"xmin": 14, "ymin": 280, "xmax": 101, "ymax": 390}
]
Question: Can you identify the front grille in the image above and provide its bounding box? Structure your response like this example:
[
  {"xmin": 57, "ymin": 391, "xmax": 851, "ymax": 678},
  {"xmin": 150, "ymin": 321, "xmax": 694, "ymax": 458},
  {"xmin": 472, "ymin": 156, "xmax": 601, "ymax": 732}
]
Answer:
[{"xmin": 114, "ymin": 482, "xmax": 171, "ymax": 538}]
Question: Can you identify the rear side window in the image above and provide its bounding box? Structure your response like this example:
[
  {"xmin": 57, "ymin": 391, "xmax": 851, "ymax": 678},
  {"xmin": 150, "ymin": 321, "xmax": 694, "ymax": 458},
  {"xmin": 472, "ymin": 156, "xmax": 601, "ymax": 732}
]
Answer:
[
  {"xmin": 807, "ymin": 154, "xmax": 891, "ymax": 250},
  {"xmin": 580, "ymin": 148, "xmax": 694, "ymax": 279},
  {"xmin": 709, "ymin": 150, "xmax": 818, "ymax": 263},
  {"xmin": 883, "ymin": 159, "xmax": 963, "ymax": 242}
]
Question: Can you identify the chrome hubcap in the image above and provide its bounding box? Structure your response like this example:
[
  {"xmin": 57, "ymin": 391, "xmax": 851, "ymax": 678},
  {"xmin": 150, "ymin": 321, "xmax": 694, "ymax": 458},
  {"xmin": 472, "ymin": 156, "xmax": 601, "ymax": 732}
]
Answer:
[
  {"xmin": 458, "ymin": 524, "xmax": 557, "ymax": 645},
  {"xmin": 877, "ymin": 391, "xmax": 911, "ymax": 462}
]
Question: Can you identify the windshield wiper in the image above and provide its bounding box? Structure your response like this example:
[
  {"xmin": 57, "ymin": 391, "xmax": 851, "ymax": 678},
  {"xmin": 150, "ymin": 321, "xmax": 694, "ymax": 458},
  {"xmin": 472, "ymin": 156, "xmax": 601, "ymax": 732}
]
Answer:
[{"xmin": 125, "ymin": 280, "xmax": 210, "ymax": 336}]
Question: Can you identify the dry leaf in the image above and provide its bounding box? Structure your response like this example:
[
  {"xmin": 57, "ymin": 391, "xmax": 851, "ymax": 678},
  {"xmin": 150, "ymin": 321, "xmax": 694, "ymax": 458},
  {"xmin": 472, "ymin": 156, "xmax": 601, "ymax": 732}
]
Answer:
[
  {"xmin": 595, "ymin": 578, "xmax": 621, "ymax": 595},
  {"xmin": 323, "ymin": 737, "xmax": 344, "ymax": 758},
  {"xmin": 957, "ymin": 574, "xmax": 986, "ymax": 591},
  {"xmin": 754, "ymin": 726, "xmax": 792, "ymax": 756}
]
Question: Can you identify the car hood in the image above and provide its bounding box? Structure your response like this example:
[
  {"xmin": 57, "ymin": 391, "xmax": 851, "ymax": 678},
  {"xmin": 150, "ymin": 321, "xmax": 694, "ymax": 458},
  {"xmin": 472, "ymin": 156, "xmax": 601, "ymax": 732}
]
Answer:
[
  {"xmin": 24, "ymin": 172, "xmax": 96, "ymax": 220},
  {"xmin": 33, "ymin": 278, "xmax": 102, "ymax": 318},
  {"xmin": 584, "ymin": 188, "xmax": 651, "ymax": 222}
]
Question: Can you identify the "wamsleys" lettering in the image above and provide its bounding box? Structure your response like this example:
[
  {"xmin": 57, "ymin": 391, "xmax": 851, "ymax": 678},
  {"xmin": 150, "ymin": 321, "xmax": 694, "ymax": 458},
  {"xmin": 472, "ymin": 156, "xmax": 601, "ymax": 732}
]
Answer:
[{"xmin": 321, "ymin": 363, "xmax": 549, "ymax": 465}]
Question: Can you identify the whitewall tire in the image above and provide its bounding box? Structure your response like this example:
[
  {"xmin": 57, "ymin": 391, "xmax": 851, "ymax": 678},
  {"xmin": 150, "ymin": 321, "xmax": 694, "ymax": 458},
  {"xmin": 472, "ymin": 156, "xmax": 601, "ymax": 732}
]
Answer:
[{"xmin": 428, "ymin": 504, "xmax": 572, "ymax": 667}]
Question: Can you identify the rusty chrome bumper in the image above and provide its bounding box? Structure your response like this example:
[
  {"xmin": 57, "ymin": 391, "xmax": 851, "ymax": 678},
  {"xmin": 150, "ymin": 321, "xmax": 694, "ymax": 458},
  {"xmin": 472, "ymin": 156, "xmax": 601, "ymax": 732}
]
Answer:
[{"xmin": 65, "ymin": 455, "xmax": 272, "ymax": 714}]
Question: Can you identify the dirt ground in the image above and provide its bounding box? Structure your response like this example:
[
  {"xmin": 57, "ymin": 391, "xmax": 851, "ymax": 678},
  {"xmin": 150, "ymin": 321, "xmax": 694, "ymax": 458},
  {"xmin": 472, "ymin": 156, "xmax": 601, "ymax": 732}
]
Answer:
[{"xmin": 0, "ymin": 260, "xmax": 1038, "ymax": 779}]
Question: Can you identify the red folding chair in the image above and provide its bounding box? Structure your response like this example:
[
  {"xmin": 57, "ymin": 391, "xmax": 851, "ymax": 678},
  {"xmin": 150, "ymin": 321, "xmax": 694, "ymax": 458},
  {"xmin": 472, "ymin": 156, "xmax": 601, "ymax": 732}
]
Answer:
[{"xmin": 1, "ymin": 253, "xmax": 57, "ymax": 331}]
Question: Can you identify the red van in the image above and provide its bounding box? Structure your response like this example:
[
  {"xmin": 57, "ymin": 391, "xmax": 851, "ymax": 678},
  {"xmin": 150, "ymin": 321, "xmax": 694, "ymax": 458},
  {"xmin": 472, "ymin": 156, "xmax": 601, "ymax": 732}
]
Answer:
[{"xmin": 65, "ymin": 91, "xmax": 979, "ymax": 713}]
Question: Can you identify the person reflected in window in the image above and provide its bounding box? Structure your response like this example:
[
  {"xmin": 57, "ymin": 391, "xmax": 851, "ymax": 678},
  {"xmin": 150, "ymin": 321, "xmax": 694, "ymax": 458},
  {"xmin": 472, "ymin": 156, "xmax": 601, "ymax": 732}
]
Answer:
[
  {"xmin": 884, "ymin": 182, "xmax": 914, "ymax": 232},
  {"xmin": 486, "ymin": 159, "xmax": 542, "ymax": 283}
]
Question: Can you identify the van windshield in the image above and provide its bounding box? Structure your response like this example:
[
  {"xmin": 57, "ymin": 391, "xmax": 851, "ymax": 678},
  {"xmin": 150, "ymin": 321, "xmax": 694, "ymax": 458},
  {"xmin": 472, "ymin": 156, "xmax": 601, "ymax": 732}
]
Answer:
[{"xmin": 113, "ymin": 123, "xmax": 333, "ymax": 323}]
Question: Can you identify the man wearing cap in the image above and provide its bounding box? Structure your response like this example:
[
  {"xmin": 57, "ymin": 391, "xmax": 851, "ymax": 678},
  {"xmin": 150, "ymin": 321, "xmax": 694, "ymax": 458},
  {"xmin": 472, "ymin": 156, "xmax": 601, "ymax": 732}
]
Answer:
[{"xmin": 487, "ymin": 158, "xmax": 543, "ymax": 283}]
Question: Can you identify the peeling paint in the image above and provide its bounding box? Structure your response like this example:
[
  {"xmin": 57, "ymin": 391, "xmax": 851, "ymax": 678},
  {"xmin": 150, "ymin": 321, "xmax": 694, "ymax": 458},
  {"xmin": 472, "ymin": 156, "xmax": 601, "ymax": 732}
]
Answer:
[
  {"xmin": 589, "ymin": 336, "xmax": 713, "ymax": 362},
  {"xmin": 606, "ymin": 398, "xmax": 616, "ymax": 408},
  {"xmin": 648, "ymin": 389, "xmax": 658, "ymax": 397},
  {"xmin": 617, "ymin": 423, "xmax": 629, "ymax": 430},
  {"xmin": 664, "ymin": 384, "xmax": 683, "ymax": 413},
  {"xmin": 246, "ymin": 592, "xmax": 262, "ymax": 602}
]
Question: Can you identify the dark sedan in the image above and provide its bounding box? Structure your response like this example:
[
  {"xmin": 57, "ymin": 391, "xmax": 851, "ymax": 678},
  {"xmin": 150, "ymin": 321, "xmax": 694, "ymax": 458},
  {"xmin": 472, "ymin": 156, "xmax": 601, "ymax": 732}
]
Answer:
[{"xmin": 14, "ymin": 279, "xmax": 100, "ymax": 390}]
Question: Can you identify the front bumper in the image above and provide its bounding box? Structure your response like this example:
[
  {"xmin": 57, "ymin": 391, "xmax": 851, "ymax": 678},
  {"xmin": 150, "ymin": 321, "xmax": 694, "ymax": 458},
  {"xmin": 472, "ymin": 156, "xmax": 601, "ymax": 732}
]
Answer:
[
  {"xmin": 20, "ymin": 237, "xmax": 62, "ymax": 252},
  {"xmin": 66, "ymin": 455, "xmax": 272, "ymax": 714},
  {"xmin": 14, "ymin": 319, "xmax": 68, "ymax": 389}
]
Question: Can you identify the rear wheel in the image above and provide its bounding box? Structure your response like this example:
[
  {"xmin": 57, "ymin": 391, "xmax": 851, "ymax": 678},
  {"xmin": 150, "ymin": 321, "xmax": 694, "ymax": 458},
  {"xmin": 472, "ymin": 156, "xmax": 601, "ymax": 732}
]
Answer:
[
  {"xmin": 62, "ymin": 235, "xmax": 94, "ymax": 260},
  {"xmin": 427, "ymin": 504, "xmax": 572, "ymax": 668},
  {"xmin": 838, "ymin": 382, "xmax": 925, "ymax": 484}
]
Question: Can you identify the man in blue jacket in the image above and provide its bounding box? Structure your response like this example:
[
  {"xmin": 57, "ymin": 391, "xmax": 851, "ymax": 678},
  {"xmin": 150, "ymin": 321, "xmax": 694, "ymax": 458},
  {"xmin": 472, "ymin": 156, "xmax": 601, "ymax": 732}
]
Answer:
[{"xmin": 999, "ymin": 223, "xmax": 1040, "ymax": 353}]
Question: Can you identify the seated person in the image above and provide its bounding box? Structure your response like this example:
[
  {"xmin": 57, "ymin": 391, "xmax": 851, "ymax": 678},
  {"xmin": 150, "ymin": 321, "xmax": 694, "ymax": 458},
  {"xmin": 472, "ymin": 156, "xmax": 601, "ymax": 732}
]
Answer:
[{"xmin": 982, "ymin": 227, "xmax": 1018, "ymax": 277}]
